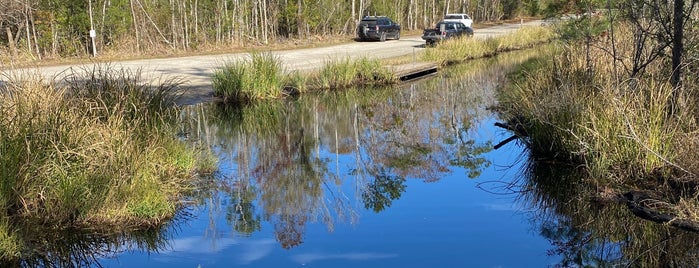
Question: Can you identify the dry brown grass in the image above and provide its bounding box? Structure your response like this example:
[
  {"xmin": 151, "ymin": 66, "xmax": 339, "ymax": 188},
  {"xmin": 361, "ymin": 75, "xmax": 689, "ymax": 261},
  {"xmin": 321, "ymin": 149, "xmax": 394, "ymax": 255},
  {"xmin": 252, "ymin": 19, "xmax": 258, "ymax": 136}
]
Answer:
[{"xmin": 499, "ymin": 21, "xmax": 699, "ymax": 224}]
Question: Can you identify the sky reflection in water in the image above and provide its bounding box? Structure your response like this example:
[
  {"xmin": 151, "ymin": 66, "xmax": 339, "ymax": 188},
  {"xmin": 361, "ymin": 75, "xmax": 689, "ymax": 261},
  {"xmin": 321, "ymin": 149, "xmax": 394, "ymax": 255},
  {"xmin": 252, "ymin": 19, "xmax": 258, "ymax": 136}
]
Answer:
[{"xmin": 102, "ymin": 53, "xmax": 560, "ymax": 267}]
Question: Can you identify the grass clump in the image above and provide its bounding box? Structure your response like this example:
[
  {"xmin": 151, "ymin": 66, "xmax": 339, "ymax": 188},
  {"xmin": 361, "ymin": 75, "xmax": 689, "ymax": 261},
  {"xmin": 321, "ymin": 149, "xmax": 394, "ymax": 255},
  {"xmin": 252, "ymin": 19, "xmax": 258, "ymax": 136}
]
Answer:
[
  {"xmin": 0, "ymin": 65, "xmax": 215, "ymax": 232},
  {"xmin": 311, "ymin": 57, "xmax": 395, "ymax": 90},
  {"xmin": 213, "ymin": 51, "xmax": 287, "ymax": 103},
  {"xmin": 213, "ymin": 53, "xmax": 396, "ymax": 103}
]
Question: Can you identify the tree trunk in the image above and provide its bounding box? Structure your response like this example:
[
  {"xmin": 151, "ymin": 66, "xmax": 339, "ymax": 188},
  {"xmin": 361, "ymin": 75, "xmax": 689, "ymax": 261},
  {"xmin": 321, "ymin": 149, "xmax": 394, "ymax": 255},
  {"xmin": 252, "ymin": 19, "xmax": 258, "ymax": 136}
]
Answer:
[
  {"xmin": 606, "ymin": 0, "xmax": 619, "ymax": 83},
  {"xmin": 130, "ymin": 0, "xmax": 141, "ymax": 53},
  {"xmin": 182, "ymin": 0, "xmax": 189, "ymax": 49},
  {"xmin": 352, "ymin": 0, "xmax": 356, "ymax": 25},
  {"xmin": 194, "ymin": 0, "xmax": 199, "ymax": 39},
  {"xmin": 24, "ymin": 0, "xmax": 33, "ymax": 57},
  {"xmin": 51, "ymin": 19, "xmax": 57, "ymax": 56},
  {"xmin": 261, "ymin": 0, "xmax": 268, "ymax": 43},
  {"xmin": 170, "ymin": 0, "xmax": 178, "ymax": 49},
  {"xmin": 6, "ymin": 27, "xmax": 17, "ymax": 57},
  {"xmin": 669, "ymin": 0, "xmax": 684, "ymax": 116},
  {"xmin": 670, "ymin": 0, "xmax": 683, "ymax": 89},
  {"xmin": 297, "ymin": 0, "xmax": 303, "ymax": 38},
  {"xmin": 407, "ymin": 0, "xmax": 413, "ymax": 29},
  {"xmin": 101, "ymin": 0, "xmax": 107, "ymax": 46},
  {"xmin": 30, "ymin": 8, "xmax": 40, "ymax": 59}
]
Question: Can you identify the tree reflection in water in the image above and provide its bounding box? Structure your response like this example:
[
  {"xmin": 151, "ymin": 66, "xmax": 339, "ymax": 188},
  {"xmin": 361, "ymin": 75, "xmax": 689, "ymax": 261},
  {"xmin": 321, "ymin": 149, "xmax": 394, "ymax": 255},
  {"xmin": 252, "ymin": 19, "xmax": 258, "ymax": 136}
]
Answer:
[
  {"xmin": 518, "ymin": 157, "xmax": 699, "ymax": 267},
  {"xmin": 1, "ymin": 50, "xmax": 540, "ymax": 266},
  {"xmin": 179, "ymin": 58, "xmax": 500, "ymax": 249},
  {"xmin": 359, "ymin": 167, "xmax": 406, "ymax": 213},
  {"xmin": 14, "ymin": 48, "xmax": 695, "ymax": 266}
]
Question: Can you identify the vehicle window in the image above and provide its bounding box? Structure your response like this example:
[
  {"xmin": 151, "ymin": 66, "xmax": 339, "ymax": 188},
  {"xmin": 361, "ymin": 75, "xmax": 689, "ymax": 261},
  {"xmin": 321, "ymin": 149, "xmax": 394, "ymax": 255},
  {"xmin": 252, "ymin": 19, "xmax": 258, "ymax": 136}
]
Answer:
[
  {"xmin": 445, "ymin": 15, "xmax": 460, "ymax": 19},
  {"xmin": 360, "ymin": 18, "xmax": 377, "ymax": 25}
]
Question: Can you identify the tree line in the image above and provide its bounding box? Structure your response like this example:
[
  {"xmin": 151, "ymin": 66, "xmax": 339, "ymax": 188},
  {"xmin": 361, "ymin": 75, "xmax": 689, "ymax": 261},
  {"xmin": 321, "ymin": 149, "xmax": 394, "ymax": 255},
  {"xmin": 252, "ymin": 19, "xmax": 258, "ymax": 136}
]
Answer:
[{"xmin": 0, "ymin": 0, "xmax": 541, "ymax": 59}]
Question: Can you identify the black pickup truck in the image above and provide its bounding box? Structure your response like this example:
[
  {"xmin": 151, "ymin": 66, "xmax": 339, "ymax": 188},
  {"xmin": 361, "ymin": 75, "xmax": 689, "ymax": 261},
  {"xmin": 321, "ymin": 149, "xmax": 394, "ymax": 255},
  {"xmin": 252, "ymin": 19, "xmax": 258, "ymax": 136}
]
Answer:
[
  {"xmin": 357, "ymin": 16, "xmax": 401, "ymax": 42},
  {"xmin": 421, "ymin": 21, "xmax": 474, "ymax": 46}
]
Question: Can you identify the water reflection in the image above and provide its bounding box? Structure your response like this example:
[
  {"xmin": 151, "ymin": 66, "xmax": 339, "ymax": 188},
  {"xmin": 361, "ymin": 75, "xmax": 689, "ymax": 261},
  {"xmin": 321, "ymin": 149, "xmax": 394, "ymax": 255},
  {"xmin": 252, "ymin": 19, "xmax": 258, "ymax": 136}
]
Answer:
[
  {"xmin": 520, "ymin": 156, "xmax": 699, "ymax": 267},
  {"xmin": 179, "ymin": 59, "xmax": 501, "ymax": 249},
  {"xmin": 1, "ymin": 217, "xmax": 177, "ymax": 267},
  {"xmin": 3, "ymin": 50, "xmax": 578, "ymax": 266}
]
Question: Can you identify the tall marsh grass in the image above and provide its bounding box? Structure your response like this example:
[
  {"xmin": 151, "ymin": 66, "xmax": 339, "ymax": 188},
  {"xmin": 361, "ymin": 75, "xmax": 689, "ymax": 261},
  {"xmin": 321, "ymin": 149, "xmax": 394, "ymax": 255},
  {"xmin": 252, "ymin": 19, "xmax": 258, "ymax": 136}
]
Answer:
[
  {"xmin": 498, "ymin": 39, "xmax": 695, "ymax": 183},
  {"xmin": 0, "ymin": 66, "xmax": 215, "ymax": 231},
  {"xmin": 213, "ymin": 52, "xmax": 287, "ymax": 103},
  {"xmin": 311, "ymin": 57, "xmax": 395, "ymax": 90},
  {"xmin": 421, "ymin": 26, "xmax": 556, "ymax": 66},
  {"xmin": 213, "ymin": 52, "xmax": 396, "ymax": 103}
]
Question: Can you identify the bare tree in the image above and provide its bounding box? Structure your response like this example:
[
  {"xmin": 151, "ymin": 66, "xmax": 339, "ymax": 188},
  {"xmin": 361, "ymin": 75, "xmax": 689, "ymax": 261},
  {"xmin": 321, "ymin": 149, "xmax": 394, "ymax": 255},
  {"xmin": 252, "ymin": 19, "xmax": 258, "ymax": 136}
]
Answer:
[{"xmin": 621, "ymin": 0, "xmax": 697, "ymax": 114}]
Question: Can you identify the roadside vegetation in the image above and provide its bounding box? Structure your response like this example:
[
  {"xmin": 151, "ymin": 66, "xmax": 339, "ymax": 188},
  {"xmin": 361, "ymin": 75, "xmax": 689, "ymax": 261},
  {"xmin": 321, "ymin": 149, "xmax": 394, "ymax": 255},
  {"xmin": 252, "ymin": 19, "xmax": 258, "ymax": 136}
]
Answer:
[
  {"xmin": 212, "ymin": 52, "xmax": 396, "ymax": 103},
  {"xmin": 421, "ymin": 26, "xmax": 555, "ymax": 66},
  {"xmin": 212, "ymin": 52, "xmax": 289, "ymax": 103},
  {"xmin": 0, "ymin": 67, "xmax": 216, "ymax": 259},
  {"xmin": 496, "ymin": 2, "xmax": 699, "ymax": 229},
  {"xmin": 213, "ymin": 26, "xmax": 554, "ymax": 104}
]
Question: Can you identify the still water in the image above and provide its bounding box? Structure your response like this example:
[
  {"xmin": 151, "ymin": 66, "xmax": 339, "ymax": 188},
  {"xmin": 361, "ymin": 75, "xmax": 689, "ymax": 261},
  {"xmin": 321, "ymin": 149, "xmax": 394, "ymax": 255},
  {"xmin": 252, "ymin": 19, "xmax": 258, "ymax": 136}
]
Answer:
[
  {"xmin": 99, "ymin": 52, "xmax": 563, "ymax": 267},
  {"xmin": 11, "ymin": 49, "xmax": 699, "ymax": 267},
  {"xmin": 99, "ymin": 53, "xmax": 556, "ymax": 267}
]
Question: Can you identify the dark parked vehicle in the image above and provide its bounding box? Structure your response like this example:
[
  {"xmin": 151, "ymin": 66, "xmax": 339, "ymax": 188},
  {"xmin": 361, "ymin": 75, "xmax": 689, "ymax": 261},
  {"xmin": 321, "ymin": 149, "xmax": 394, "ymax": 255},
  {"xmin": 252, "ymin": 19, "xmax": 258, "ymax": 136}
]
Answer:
[
  {"xmin": 421, "ymin": 21, "xmax": 474, "ymax": 46},
  {"xmin": 357, "ymin": 16, "xmax": 401, "ymax": 42}
]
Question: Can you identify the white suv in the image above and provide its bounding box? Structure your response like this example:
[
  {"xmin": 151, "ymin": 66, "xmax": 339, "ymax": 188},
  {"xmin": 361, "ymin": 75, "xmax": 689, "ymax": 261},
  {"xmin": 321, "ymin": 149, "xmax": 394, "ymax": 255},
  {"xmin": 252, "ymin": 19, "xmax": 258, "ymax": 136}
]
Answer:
[{"xmin": 442, "ymin": 14, "xmax": 473, "ymax": 28}]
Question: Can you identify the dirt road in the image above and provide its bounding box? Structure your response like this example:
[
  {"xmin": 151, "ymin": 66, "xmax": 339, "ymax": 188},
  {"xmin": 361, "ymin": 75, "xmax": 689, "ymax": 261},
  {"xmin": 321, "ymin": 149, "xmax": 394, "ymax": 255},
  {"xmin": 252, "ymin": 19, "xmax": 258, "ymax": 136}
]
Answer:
[{"xmin": 3, "ymin": 20, "xmax": 542, "ymax": 104}]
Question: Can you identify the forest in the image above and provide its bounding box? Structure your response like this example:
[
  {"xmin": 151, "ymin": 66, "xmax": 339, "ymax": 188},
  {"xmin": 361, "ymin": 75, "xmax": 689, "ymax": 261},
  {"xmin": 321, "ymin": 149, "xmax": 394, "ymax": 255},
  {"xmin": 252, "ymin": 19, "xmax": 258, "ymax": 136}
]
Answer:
[{"xmin": 0, "ymin": 0, "xmax": 548, "ymax": 60}]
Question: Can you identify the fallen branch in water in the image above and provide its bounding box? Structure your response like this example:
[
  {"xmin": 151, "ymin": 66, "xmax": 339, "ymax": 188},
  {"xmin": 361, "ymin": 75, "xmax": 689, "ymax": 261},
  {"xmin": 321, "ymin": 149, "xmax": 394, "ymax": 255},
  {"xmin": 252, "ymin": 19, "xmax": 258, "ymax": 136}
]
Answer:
[
  {"xmin": 493, "ymin": 121, "xmax": 528, "ymax": 149},
  {"xmin": 494, "ymin": 135, "xmax": 518, "ymax": 150},
  {"xmin": 623, "ymin": 190, "xmax": 699, "ymax": 233}
]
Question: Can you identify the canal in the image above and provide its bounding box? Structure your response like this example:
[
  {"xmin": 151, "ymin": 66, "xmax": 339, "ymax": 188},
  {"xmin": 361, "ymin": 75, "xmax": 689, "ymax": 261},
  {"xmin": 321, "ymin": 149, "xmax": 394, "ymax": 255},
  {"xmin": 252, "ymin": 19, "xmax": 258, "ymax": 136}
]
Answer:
[
  {"xmin": 21, "ymin": 48, "xmax": 699, "ymax": 267},
  {"xmin": 96, "ymin": 50, "xmax": 561, "ymax": 267}
]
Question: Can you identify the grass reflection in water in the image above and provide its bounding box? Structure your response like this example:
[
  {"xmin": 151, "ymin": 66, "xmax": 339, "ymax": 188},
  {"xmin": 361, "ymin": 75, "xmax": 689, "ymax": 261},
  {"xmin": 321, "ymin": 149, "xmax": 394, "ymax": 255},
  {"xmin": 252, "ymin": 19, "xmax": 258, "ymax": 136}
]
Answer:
[{"xmin": 181, "ymin": 55, "xmax": 509, "ymax": 250}]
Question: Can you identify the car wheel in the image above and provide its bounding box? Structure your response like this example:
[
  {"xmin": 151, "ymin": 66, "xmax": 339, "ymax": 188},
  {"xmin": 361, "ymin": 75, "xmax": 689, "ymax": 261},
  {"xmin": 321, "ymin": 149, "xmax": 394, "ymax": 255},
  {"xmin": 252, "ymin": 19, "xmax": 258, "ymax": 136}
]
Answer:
[
  {"xmin": 380, "ymin": 32, "xmax": 386, "ymax": 42},
  {"xmin": 395, "ymin": 31, "xmax": 400, "ymax": 40}
]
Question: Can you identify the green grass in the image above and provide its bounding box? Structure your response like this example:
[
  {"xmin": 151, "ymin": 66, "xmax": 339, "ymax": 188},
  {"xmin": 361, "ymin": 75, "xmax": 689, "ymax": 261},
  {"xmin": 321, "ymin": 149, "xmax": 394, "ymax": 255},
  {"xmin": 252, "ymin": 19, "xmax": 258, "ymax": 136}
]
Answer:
[
  {"xmin": 421, "ymin": 26, "xmax": 556, "ymax": 66},
  {"xmin": 0, "ymin": 65, "xmax": 215, "ymax": 232},
  {"xmin": 497, "ymin": 38, "xmax": 692, "ymax": 184},
  {"xmin": 212, "ymin": 52, "xmax": 287, "ymax": 103},
  {"xmin": 213, "ymin": 52, "xmax": 397, "ymax": 103},
  {"xmin": 0, "ymin": 218, "xmax": 19, "ymax": 260},
  {"xmin": 212, "ymin": 27, "xmax": 555, "ymax": 104},
  {"xmin": 310, "ymin": 57, "xmax": 395, "ymax": 90}
]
